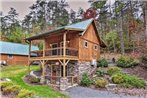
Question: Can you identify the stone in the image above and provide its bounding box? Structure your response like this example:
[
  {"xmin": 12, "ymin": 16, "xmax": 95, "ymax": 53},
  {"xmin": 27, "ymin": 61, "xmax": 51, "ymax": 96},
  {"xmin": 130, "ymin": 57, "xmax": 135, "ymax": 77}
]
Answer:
[
  {"xmin": 106, "ymin": 83, "xmax": 117, "ymax": 89},
  {"xmin": 40, "ymin": 76, "xmax": 46, "ymax": 84},
  {"xmin": 0, "ymin": 78, "xmax": 11, "ymax": 82},
  {"xmin": 60, "ymin": 77, "xmax": 68, "ymax": 91},
  {"xmin": 76, "ymin": 61, "xmax": 96, "ymax": 79}
]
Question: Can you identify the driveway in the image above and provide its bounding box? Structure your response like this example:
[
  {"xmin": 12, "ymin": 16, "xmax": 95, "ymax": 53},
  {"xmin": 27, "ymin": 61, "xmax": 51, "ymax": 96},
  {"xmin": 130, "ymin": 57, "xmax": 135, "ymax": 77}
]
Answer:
[{"xmin": 65, "ymin": 86, "xmax": 145, "ymax": 98}]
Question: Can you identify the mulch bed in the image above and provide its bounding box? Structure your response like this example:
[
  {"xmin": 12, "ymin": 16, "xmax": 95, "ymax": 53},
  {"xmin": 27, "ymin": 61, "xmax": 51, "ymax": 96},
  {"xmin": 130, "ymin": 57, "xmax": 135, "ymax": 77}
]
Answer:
[
  {"xmin": 123, "ymin": 64, "xmax": 147, "ymax": 81},
  {"xmin": 109, "ymin": 87, "xmax": 147, "ymax": 97},
  {"xmin": 23, "ymin": 75, "xmax": 41, "ymax": 85}
]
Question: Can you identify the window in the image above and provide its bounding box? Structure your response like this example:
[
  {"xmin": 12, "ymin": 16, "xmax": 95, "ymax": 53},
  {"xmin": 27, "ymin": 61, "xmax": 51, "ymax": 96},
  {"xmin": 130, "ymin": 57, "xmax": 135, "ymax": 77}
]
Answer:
[
  {"xmin": 94, "ymin": 45, "xmax": 97, "ymax": 50},
  {"xmin": 8, "ymin": 54, "xmax": 13, "ymax": 59},
  {"xmin": 84, "ymin": 40, "xmax": 88, "ymax": 48}
]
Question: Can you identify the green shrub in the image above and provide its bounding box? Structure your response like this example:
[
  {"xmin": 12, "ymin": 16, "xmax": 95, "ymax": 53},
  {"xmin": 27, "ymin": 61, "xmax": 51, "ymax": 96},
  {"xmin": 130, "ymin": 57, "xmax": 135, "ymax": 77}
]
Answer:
[
  {"xmin": 123, "ymin": 74, "xmax": 147, "ymax": 88},
  {"xmin": 96, "ymin": 69, "xmax": 107, "ymax": 77},
  {"xmin": 107, "ymin": 67, "xmax": 121, "ymax": 75},
  {"xmin": 112, "ymin": 73, "xmax": 125, "ymax": 84},
  {"xmin": 117, "ymin": 56, "xmax": 137, "ymax": 68},
  {"xmin": 80, "ymin": 73, "xmax": 92, "ymax": 87},
  {"xmin": 3, "ymin": 85, "xmax": 21, "ymax": 95},
  {"xmin": 97, "ymin": 58, "xmax": 108, "ymax": 67},
  {"xmin": 0, "ymin": 81, "xmax": 14, "ymax": 91},
  {"xmin": 118, "ymin": 83, "xmax": 133, "ymax": 88},
  {"xmin": 16, "ymin": 89, "xmax": 34, "ymax": 98},
  {"xmin": 112, "ymin": 73, "xmax": 147, "ymax": 88},
  {"xmin": 28, "ymin": 75, "xmax": 40, "ymax": 83},
  {"xmin": 95, "ymin": 78, "xmax": 108, "ymax": 88}
]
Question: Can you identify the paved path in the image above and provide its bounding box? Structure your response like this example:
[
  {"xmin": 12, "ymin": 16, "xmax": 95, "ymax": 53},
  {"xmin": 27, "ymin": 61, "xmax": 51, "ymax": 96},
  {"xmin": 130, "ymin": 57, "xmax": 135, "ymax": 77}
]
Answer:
[{"xmin": 65, "ymin": 86, "xmax": 146, "ymax": 98}]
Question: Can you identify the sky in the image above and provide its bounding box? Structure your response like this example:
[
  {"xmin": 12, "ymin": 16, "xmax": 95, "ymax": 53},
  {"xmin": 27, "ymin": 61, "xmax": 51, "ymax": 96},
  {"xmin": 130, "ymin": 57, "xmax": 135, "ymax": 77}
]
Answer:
[{"xmin": 0, "ymin": 0, "xmax": 90, "ymax": 20}]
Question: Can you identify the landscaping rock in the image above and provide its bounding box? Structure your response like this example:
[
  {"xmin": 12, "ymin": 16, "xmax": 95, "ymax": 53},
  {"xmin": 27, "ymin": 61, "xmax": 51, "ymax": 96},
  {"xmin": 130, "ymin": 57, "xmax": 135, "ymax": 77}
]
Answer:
[
  {"xmin": 106, "ymin": 83, "xmax": 117, "ymax": 89},
  {"xmin": 0, "ymin": 78, "xmax": 11, "ymax": 82},
  {"xmin": 30, "ymin": 71, "xmax": 41, "ymax": 78}
]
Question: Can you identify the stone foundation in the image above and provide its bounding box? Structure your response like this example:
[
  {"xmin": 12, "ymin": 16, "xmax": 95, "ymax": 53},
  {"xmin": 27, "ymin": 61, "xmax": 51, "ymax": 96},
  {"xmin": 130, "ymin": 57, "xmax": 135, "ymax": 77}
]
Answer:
[
  {"xmin": 59, "ymin": 78, "xmax": 68, "ymax": 91},
  {"xmin": 42, "ymin": 61, "xmax": 96, "ymax": 90},
  {"xmin": 40, "ymin": 76, "xmax": 46, "ymax": 84},
  {"xmin": 76, "ymin": 61, "xmax": 97, "ymax": 79}
]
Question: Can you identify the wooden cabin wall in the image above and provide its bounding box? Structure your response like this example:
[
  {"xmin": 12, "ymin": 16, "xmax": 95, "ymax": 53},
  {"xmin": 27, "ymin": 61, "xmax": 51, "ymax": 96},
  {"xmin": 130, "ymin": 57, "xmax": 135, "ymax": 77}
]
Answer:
[
  {"xmin": 45, "ymin": 32, "xmax": 79, "ymax": 50},
  {"xmin": 67, "ymin": 32, "xmax": 79, "ymax": 49},
  {"xmin": 45, "ymin": 34, "xmax": 63, "ymax": 48},
  {"xmin": 1, "ymin": 54, "xmax": 28, "ymax": 65},
  {"xmin": 79, "ymin": 23, "xmax": 100, "ymax": 61}
]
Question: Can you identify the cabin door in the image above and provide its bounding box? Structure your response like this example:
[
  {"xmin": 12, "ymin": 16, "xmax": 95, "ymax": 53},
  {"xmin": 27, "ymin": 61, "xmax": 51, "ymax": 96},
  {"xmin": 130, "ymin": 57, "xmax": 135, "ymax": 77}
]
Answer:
[
  {"xmin": 51, "ymin": 43, "xmax": 58, "ymax": 56},
  {"xmin": 52, "ymin": 65, "xmax": 57, "ymax": 81}
]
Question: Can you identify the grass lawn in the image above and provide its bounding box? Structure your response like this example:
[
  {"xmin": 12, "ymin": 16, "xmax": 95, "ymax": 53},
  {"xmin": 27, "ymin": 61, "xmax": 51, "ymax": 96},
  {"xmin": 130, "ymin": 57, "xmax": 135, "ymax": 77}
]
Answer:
[{"xmin": 0, "ymin": 65, "xmax": 67, "ymax": 98}]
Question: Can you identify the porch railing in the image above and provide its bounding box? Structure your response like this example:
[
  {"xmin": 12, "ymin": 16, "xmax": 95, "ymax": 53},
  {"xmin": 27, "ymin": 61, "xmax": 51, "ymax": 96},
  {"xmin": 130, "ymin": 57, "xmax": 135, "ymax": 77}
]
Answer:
[{"xmin": 30, "ymin": 47, "xmax": 78, "ymax": 57}]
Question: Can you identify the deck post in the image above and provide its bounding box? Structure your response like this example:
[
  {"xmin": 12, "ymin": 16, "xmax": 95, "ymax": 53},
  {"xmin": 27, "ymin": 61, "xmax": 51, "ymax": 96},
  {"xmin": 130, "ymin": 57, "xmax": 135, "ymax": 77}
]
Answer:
[
  {"xmin": 59, "ymin": 31, "xmax": 69, "ymax": 90},
  {"xmin": 63, "ymin": 32, "xmax": 67, "ymax": 78},
  {"xmin": 28, "ymin": 41, "xmax": 31, "ymax": 75},
  {"xmin": 40, "ymin": 40, "xmax": 46, "ymax": 84}
]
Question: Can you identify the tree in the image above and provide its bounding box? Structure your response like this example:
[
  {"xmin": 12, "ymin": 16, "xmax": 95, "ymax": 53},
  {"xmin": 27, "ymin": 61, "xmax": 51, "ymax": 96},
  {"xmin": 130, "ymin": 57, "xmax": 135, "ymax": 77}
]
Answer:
[
  {"xmin": 1, "ymin": 8, "xmax": 20, "ymax": 35},
  {"xmin": 6, "ymin": 27, "xmax": 29, "ymax": 43},
  {"xmin": 106, "ymin": 31, "xmax": 118, "ymax": 53}
]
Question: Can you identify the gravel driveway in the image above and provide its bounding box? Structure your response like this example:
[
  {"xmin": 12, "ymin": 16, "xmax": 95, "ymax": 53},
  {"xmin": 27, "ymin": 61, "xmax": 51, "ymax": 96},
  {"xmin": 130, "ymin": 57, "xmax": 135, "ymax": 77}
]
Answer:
[{"xmin": 65, "ymin": 86, "xmax": 146, "ymax": 98}]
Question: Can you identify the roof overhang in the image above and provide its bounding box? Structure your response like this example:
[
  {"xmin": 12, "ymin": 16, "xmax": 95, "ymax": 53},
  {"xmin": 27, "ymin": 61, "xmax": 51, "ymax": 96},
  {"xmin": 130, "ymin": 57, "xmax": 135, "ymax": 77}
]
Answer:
[{"xmin": 25, "ymin": 28, "xmax": 84, "ymax": 41}]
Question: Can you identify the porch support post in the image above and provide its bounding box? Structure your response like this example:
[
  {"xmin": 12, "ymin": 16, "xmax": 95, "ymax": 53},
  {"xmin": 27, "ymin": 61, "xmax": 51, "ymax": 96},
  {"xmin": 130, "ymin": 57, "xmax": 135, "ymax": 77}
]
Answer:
[
  {"xmin": 40, "ymin": 40, "xmax": 46, "ymax": 84},
  {"xmin": 63, "ymin": 32, "xmax": 67, "ymax": 78},
  {"xmin": 28, "ymin": 40, "xmax": 31, "ymax": 75}
]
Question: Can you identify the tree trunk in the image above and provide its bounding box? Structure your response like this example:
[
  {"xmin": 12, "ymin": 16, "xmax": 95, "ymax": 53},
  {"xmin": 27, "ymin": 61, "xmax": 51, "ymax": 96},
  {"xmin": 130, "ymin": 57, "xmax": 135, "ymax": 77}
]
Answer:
[
  {"xmin": 119, "ymin": 12, "xmax": 125, "ymax": 55},
  {"xmin": 145, "ymin": 8, "xmax": 147, "ymax": 48},
  {"xmin": 112, "ymin": 39, "xmax": 116, "ymax": 53}
]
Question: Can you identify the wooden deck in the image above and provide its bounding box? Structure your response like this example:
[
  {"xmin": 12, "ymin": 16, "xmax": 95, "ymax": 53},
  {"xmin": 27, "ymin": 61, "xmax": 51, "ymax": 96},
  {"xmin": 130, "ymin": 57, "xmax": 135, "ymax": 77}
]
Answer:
[{"xmin": 30, "ymin": 47, "xmax": 79, "ymax": 61}]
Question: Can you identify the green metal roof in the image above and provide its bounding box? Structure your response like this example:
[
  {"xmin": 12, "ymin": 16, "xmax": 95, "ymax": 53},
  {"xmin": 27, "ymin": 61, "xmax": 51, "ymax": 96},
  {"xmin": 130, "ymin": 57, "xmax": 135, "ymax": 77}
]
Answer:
[
  {"xmin": 0, "ymin": 41, "xmax": 39, "ymax": 56},
  {"xmin": 26, "ymin": 18, "xmax": 94, "ymax": 40}
]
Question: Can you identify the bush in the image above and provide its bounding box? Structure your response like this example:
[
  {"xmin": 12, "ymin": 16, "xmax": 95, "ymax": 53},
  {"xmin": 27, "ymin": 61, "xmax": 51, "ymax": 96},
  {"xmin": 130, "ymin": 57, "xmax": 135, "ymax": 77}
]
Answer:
[
  {"xmin": 95, "ymin": 78, "xmax": 108, "ymax": 88},
  {"xmin": 16, "ymin": 89, "xmax": 34, "ymax": 98},
  {"xmin": 112, "ymin": 73, "xmax": 147, "ymax": 88},
  {"xmin": 97, "ymin": 58, "xmax": 108, "ymax": 67},
  {"xmin": 123, "ymin": 74, "xmax": 147, "ymax": 88},
  {"xmin": 107, "ymin": 67, "xmax": 121, "ymax": 75},
  {"xmin": 27, "ymin": 75, "xmax": 40, "ymax": 83},
  {"xmin": 3, "ymin": 85, "xmax": 21, "ymax": 95},
  {"xmin": 96, "ymin": 69, "xmax": 107, "ymax": 77},
  {"xmin": 112, "ymin": 73, "xmax": 125, "ymax": 84},
  {"xmin": 80, "ymin": 73, "xmax": 93, "ymax": 87},
  {"xmin": 117, "ymin": 56, "xmax": 137, "ymax": 68},
  {"xmin": 0, "ymin": 81, "xmax": 14, "ymax": 91}
]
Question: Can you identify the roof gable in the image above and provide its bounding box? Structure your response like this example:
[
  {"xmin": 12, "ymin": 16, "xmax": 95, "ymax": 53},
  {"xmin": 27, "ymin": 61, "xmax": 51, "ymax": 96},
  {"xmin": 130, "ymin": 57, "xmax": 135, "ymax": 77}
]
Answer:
[
  {"xmin": 0, "ymin": 41, "xmax": 39, "ymax": 55},
  {"xmin": 25, "ymin": 18, "xmax": 94, "ymax": 41},
  {"xmin": 65, "ymin": 18, "xmax": 93, "ymax": 30}
]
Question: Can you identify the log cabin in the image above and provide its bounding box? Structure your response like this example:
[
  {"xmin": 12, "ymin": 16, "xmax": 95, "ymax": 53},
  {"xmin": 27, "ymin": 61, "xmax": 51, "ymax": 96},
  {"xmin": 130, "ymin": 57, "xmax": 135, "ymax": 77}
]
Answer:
[
  {"xmin": 0, "ymin": 41, "xmax": 38, "ymax": 65},
  {"xmin": 26, "ymin": 18, "xmax": 106, "ymax": 90}
]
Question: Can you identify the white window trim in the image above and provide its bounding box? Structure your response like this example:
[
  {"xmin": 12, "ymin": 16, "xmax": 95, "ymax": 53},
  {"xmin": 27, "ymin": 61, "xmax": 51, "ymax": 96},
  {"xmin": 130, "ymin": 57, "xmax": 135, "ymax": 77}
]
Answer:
[
  {"xmin": 8, "ymin": 54, "xmax": 13, "ymax": 59},
  {"xmin": 84, "ymin": 40, "xmax": 88, "ymax": 48}
]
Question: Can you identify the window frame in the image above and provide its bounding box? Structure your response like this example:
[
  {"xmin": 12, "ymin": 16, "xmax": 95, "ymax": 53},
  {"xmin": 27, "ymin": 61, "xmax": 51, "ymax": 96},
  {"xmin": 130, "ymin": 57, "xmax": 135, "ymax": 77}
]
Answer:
[
  {"xmin": 84, "ymin": 40, "xmax": 88, "ymax": 48},
  {"xmin": 8, "ymin": 54, "xmax": 13, "ymax": 59}
]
